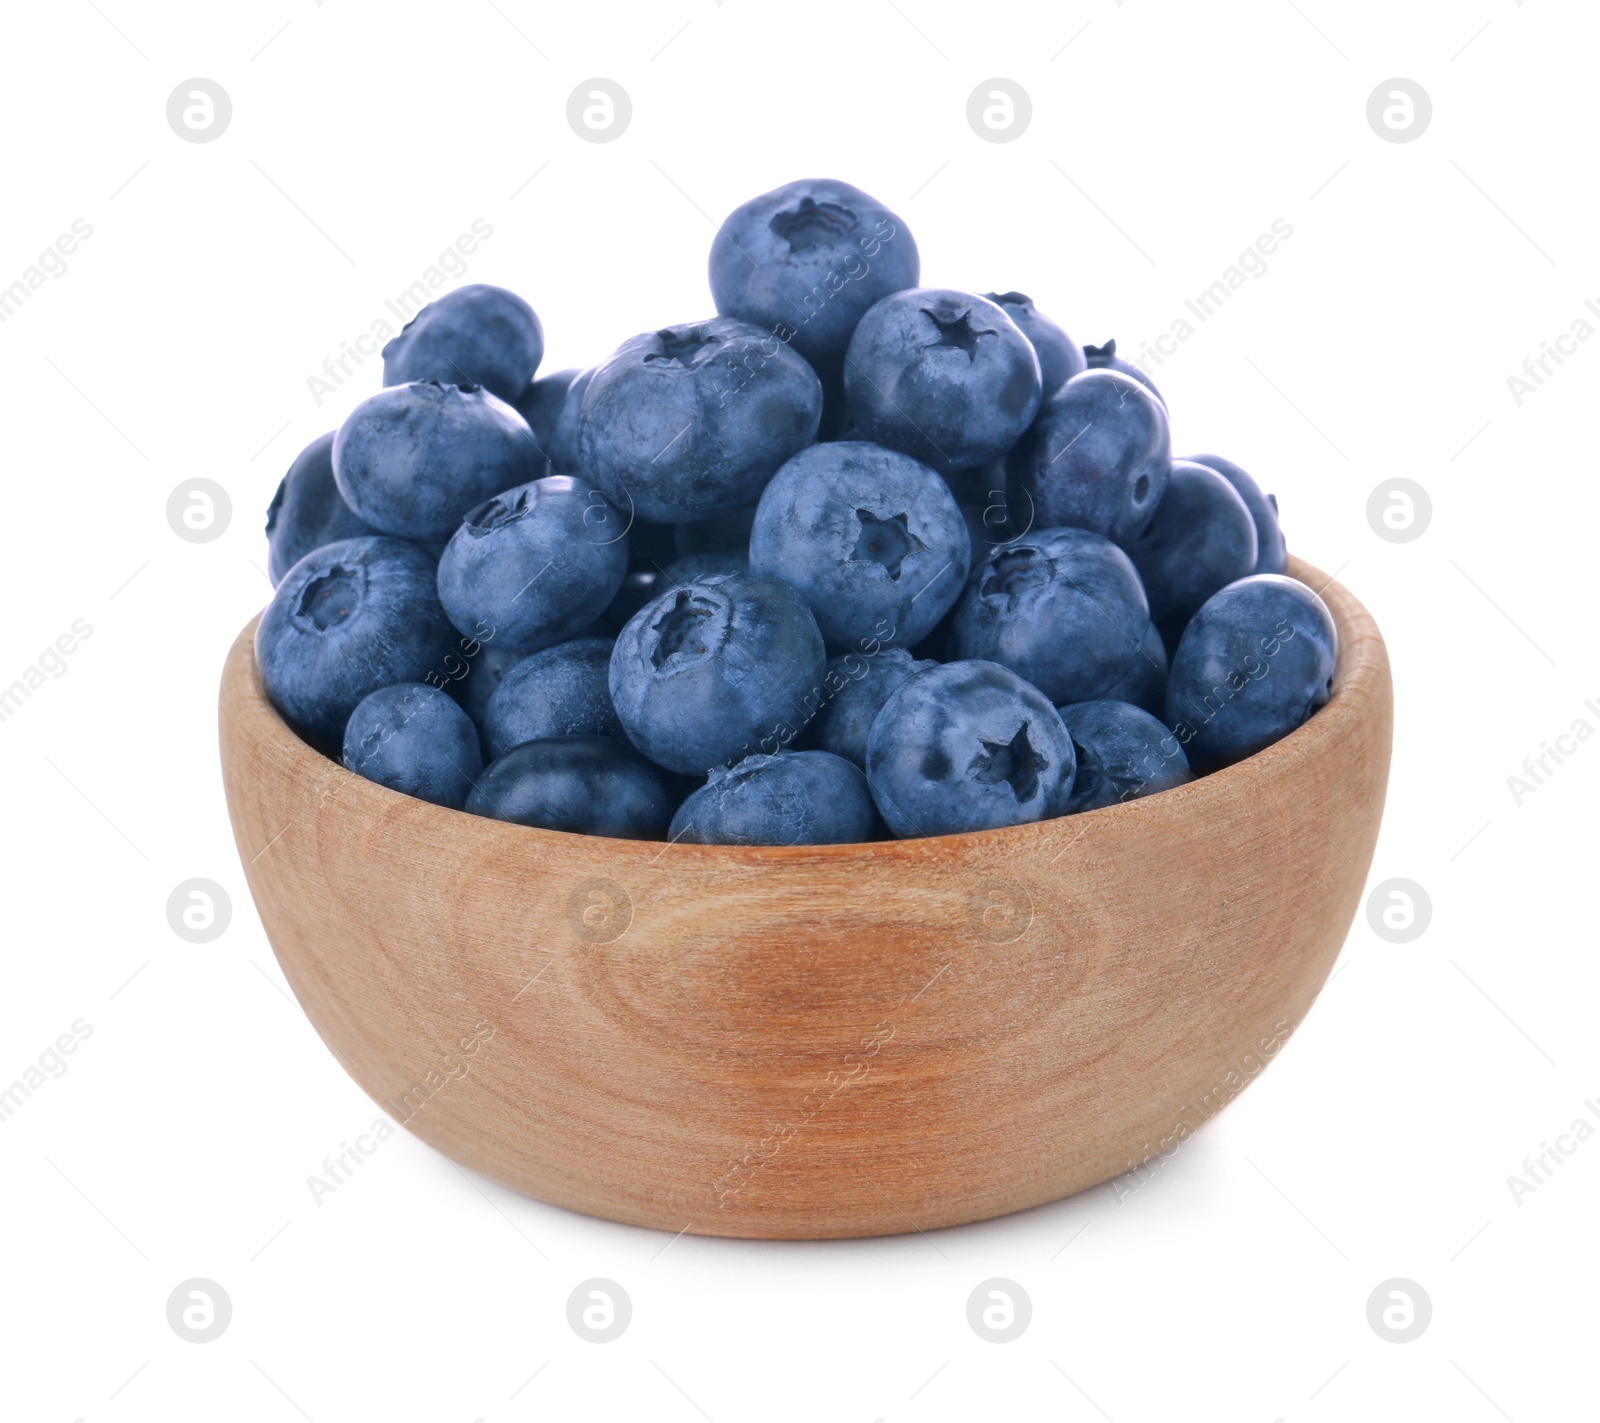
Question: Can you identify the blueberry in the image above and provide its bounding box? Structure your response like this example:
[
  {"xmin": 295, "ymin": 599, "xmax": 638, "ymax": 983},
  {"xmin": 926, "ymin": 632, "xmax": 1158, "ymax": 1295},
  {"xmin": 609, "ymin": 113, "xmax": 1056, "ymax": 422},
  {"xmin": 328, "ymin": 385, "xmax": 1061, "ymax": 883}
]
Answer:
[
  {"xmin": 579, "ymin": 318, "xmax": 822, "ymax": 522},
  {"xmin": 333, "ymin": 381, "xmax": 542, "ymax": 542},
  {"xmin": 256, "ymin": 536, "xmax": 456, "ymax": 748},
  {"xmin": 381, "ymin": 284, "xmax": 543, "ymax": 403},
  {"xmin": 983, "ymin": 291, "xmax": 1086, "ymax": 394},
  {"xmin": 437, "ymin": 475, "xmax": 627, "ymax": 653},
  {"xmin": 943, "ymin": 460, "xmax": 1028, "ymax": 586},
  {"xmin": 709, "ymin": 178, "xmax": 920, "ymax": 367},
  {"xmin": 1098, "ymin": 622, "xmax": 1168, "ymax": 718},
  {"xmin": 609, "ymin": 572, "xmax": 827, "ymax": 774},
  {"xmin": 865, "ymin": 660, "xmax": 1076, "ymax": 837},
  {"xmin": 950, "ymin": 527, "xmax": 1150, "ymax": 705},
  {"xmin": 546, "ymin": 367, "xmax": 593, "ymax": 472},
  {"xmin": 466, "ymin": 736, "xmax": 673, "ymax": 839},
  {"xmin": 481, "ymin": 637, "xmax": 622, "ymax": 760},
  {"xmin": 813, "ymin": 647, "xmax": 936, "ymax": 767},
  {"xmin": 265, "ymin": 432, "xmax": 376, "ymax": 586},
  {"xmin": 448, "ymin": 641, "xmax": 526, "ymax": 726},
  {"xmin": 669, "ymin": 750, "xmax": 879, "ymax": 845},
  {"xmin": 843, "ymin": 289, "xmax": 1042, "ymax": 474},
  {"xmin": 1083, "ymin": 339, "xmax": 1164, "ymax": 405},
  {"xmin": 674, "ymin": 504, "xmax": 756, "ymax": 559},
  {"xmin": 512, "ymin": 366, "xmax": 580, "ymax": 468},
  {"xmin": 663, "ymin": 550, "xmax": 747, "ymax": 582},
  {"xmin": 1006, "ymin": 369, "xmax": 1171, "ymax": 546},
  {"xmin": 749, "ymin": 441, "xmax": 969, "ymax": 650},
  {"xmin": 1165, "ymin": 574, "xmax": 1337, "ymax": 773},
  {"xmin": 1058, "ymin": 700, "xmax": 1192, "ymax": 814},
  {"xmin": 1124, "ymin": 459, "xmax": 1257, "ymax": 642},
  {"xmin": 1185, "ymin": 452, "xmax": 1287, "ymax": 574},
  {"xmin": 342, "ymin": 682, "xmax": 484, "ymax": 809}
]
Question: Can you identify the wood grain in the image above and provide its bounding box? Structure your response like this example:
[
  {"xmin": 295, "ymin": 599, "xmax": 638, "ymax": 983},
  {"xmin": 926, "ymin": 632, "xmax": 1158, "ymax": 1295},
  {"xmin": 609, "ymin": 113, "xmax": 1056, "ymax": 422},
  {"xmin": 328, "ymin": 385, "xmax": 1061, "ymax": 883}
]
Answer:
[{"xmin": 219, "ymin": 556, "xmax": 1392, "ymax": 1238}]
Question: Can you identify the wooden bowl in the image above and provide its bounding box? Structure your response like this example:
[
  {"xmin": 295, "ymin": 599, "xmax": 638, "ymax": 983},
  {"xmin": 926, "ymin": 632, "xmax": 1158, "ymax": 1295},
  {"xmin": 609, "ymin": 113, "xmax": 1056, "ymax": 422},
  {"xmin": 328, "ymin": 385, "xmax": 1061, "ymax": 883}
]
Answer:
[{"xmin": 219, "ymin": 556, "xmax": 1390, "ymax": 1239}]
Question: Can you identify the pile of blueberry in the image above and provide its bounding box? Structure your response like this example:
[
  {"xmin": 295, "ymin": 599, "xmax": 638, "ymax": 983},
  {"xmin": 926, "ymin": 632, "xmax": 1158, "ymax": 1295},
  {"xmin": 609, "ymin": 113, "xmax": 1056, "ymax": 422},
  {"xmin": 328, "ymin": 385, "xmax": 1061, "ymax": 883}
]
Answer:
[{"xmin": 258, "ymin": 178, "xmax": 1338, "ymax": 845}]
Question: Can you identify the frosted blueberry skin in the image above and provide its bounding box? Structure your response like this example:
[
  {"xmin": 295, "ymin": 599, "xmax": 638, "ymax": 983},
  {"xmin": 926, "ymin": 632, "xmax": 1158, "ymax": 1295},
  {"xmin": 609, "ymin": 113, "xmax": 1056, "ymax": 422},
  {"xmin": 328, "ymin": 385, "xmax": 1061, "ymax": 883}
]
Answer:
[
  {"xmin": 983, "ymin": 291, "xmax": 1086, "ymax": 395},
  {"xmin": 1006, "ymin": 369, "xmax": 1171, "ymax": 545},
  {"xmin": 1083, "ymin": 339, "xmax": 1165, "ymax": 406},
  {"xmin": 437, "ymin": 475, "xmax": 628, "ymax": 652},
  {"xmin": 265, "ymin": 431, "xmax": 377, "ymax": 586},
  {"xmin": 1058, "ymin": 700, "xmax": 1192, "ymax": 814},
  {"xmin": 669, "ymin": 750, "xmax": 880, "ymax": 846},
  {"xmin": 813, "ymin": 647, "xmax": 937, "ymax": 768},
  {"xmin": 1165, "ymin": 574, "xmax": 1338, "ymax": 774},
  {"xmin": 466, "ymin": 736, "xmax": 674, "ymax": 839},
  {"xmin": 1124, "ymin": 460, "xmax": 1258, "ymax": 644},
  {"xmin": 333, "ymin": 380, "xmax": 543, "ymax": 542},
  {"xmin": 578, "ymin": 317, "xmax": 823, "ymax": 523},
  {"xmin": 481, "ymin": 637, "xmax": 621, "ymax": 761},
  {"xmin": 546, "ymin": 367, "xmax": 594, "ymax": 473},
  {"xmin": 1185, "ymin": 452, "xmax": 1287, "ymax": 574},
  {"xmin": 512, "ymin": 366, "xmax": 581, "ymax": 469},
  {"xmin": 609, "ymin": 572, "xmax": 827, "ymax": 775},
  {"xmin": 865, "ymin": 660, "xmax": 1076, "ymax": 837},
  {"xmin": 256, "ymin": 536, "xmax": 457, "ymax": 749},
  {"xmin": 381, "ymin": 284, "xmax": 544, "ymax": 403},
  {"xmin": 950, "ymin": 527, "xmax": 1151, "ymax": 706},
  {"xmin": 944, "ymin": 459, "xmax": 1030, "ymax": 587},
  {"xmin": 341, "ymin": 682, "xmax": 484, "ymax": 810},
  {"xmin": 708, "ymin": 178, "xmax": 920, "ymax": 366},
  {"xmin": 843, "ymin": 289, "xmax": 1042, "ymax": 474},
  {"xmin": 749, "ymin": 441, "xmax": 969, "ymax": 651},
  {"xmin": 1099, "ymin": 622, "xmax": 1169, "ymax": 718},
  {"xmin": 447, "ymin": 642, "xmax": 526, "ymax": 726}
]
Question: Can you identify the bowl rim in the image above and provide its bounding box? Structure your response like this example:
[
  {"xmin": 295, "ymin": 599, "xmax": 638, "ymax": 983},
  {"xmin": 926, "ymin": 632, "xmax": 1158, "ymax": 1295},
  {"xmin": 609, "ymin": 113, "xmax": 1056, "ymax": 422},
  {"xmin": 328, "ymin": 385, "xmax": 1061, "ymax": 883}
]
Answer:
[{"xmin": 225, "ymin": 555, "xmax": 1382, "ymax": 860}]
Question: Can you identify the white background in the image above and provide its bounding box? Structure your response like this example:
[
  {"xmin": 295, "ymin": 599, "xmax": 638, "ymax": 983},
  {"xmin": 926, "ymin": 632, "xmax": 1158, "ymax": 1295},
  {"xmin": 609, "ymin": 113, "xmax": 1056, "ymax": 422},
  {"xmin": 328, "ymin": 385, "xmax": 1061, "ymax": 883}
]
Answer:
[{"xmin": 1, "ymin": 1, "xmax": 1594, "ymax": 1419}]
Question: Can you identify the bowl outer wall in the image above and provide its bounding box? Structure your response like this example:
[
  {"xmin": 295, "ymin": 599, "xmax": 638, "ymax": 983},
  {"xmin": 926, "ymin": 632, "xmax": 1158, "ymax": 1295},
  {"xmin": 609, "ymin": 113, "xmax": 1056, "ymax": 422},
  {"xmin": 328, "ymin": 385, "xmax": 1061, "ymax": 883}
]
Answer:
[{"xmin": 219, "ymin": 556, "xmax": 1392, "ymax": 1239}]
